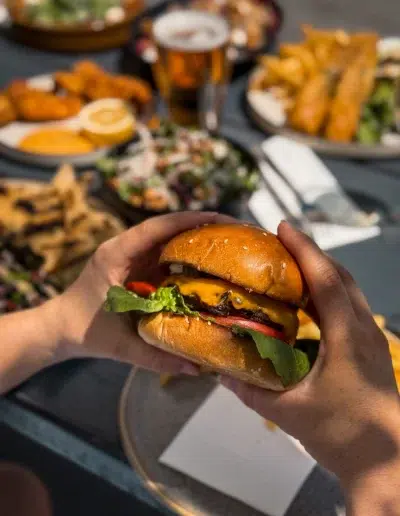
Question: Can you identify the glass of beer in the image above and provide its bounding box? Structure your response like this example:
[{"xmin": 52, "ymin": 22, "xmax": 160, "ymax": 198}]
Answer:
[{"xmin": 152, "ymin": 10, "xmax": 231, "ymax": 132}]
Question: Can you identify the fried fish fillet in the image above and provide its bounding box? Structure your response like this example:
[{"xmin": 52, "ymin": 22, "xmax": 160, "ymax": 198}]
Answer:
[
  {"xmin": 289, "ymin": 72, "xmax": 333, "ymax": 135},
  {"xmin": 325, "ymin": 35, "xmax": 378, "ymax": 143}
]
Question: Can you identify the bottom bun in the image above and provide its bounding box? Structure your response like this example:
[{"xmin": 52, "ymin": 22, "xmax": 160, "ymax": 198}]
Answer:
[{"xmin": 138, "ymin": 312, "xmax": 288, "ymax": 391}]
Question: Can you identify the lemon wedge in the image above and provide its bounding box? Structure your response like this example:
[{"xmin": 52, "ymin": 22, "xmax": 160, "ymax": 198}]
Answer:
[{"xmin": 79, "ymin": 99, "xmax": 136, "ymax": 146}]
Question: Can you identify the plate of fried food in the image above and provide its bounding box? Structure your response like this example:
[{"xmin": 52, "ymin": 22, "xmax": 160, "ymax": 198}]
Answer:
[
  {"xmin": 0, "ymin": 60, "xmax": 153, "ymax": 167},
  {"xmin": 0, "ymin": 164, "xmax": 125, "ymax": 288},
  {"xmin": 247, "ymin": 26, "xmax": 400, "ymax": 158},
  {"xmin": 5, "ymin": 0, "xmax": 144, "ymax": 52}
]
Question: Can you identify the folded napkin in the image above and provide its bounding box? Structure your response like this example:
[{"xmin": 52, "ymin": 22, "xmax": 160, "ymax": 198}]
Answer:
[
  {"xmin": 249, "ymin": 137, "xmax": 380, "ymax": 250},
  {"xmin": 160, "ymin": 385, "xmax": 315, "ymax": 516}
]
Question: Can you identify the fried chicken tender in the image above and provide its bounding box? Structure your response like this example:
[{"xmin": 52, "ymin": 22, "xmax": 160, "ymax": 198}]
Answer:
[
  {"xmin": 279, "ymin": 43, "xmax": 318, "ymax": 77},
  {"xmin": 111, "ymin": 75, "xmax": 152, "ymax": 104},
  {"xmin": 5, "ymin": 78, "xmax": 82, "ymax": 122},
  {"xmin": 15, "ymin": 92, "xmax": 82, "ymax": 122},
  {"xmin": 84, "ymin": 77, "xmax": 115, "ymax": 100},
  {"xmin": 0, "ymin": 94, "xmax": 17, "ymax": 126},
  {"xmin": 6, "ymin": 80, "xmax": 32, "ymax": 102},
  {"xmin": 258, "ymin": 55, "xmax": 306, "ymax": 90},
  {"xmin": 85, "ymin": 74, "xmax": 152, "ymax": 105},
  {"xmin": 54, "ymin": 72, "xmax": 85, "ymax": 96},
  {"xmin": 73, "ymin": 60, "xmax": 106, "ymax": 80}
]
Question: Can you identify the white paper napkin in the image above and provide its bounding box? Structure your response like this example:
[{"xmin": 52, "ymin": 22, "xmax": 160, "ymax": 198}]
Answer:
[
  {"xmin": 160, "ymin": 386, "xmax": 315, "ymax": 516},
  {"xmin": 249, "ymin": 138, "xmax": 380, "ymax": 250},
  {"xmin": 263, "ymin": 136, "xmax": 339, "ymax": 205}
]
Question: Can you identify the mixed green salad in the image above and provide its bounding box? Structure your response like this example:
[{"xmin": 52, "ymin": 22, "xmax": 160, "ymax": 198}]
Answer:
[
  {"xmin": 98, "ymin": 122, "xmax": 259, "ymax": 212},
  {"xmin": 357, "ymin": 79, "xmax": 397, "ymax": 145},
  {"xmin": 21, "ymin": 0, "xmax": 129, "ymax": 26}
]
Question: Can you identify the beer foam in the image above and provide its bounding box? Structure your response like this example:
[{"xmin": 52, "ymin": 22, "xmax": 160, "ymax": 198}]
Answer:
[{"xmin": 153, "ymin": 10, "xmax": 229, "ymax": 52}]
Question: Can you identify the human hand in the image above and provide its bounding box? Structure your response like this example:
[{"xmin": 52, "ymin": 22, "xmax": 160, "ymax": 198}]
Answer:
[
  {"xmin": 221, "ymin": 221, "xmax": 400, "ymax": 488},
  {"xmin": 52, "ymin": 212, "xmax": 232, "ymax": 376}
]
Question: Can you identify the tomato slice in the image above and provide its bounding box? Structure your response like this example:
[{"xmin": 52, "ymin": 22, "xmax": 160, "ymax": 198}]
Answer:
[
  {"xmin": 126, "ymin": 281, "xmax": 156, "ymax": 297},
  {"xmin": 201, "ymin": 313, "xmax": 287, "ymax": 342}
]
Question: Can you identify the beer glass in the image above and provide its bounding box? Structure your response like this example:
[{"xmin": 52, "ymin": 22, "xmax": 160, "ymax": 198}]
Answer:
[{"xmin": 152, "ymin": 10, "xmax": 231, "ymax": 131}]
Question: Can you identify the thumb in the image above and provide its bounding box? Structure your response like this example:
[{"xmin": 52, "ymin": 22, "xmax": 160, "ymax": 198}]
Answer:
[{"xmin": 220, "ymin": 339, "xmax": 326, "ymax": 422}]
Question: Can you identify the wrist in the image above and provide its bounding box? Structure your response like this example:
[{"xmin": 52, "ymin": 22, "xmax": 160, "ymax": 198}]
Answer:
[
  {"xmin": 39, "ymin": 295, "xmax": 83, "ymax": 363},
  {"xmin": 346, "ymin": 464, "xmax": 400, "ymax": 516},
  {"xmin": 342, "ymin": 411, "xmax": 400, "ymax": 516},
  {"xmin": 0, "ymin": 298, "xmax": 77, "ymax": 394}
]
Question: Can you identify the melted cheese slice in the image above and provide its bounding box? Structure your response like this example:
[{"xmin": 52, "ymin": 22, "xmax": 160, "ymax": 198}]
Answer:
[{"xmin": 163, "ymin": 275, "xmax": 298, "ymax": 337}]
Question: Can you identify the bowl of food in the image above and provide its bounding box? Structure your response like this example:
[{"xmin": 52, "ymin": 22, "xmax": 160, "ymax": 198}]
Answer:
[
  {"xmin": 6, "ymin": 0, "xmax": 144, "ymax": 51},
  {"xmin": 96, "ymin": 121, "xmax": 260, "ymax": 223}
]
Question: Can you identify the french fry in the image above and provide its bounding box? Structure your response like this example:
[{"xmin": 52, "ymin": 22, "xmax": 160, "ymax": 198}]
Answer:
[
  {"xmin": 279, "ymin": 43, "xmax": 318, "ymax": 77},
  {"xmin": 385, "ymin": 330, "xmax": 400, "ymax": 392},
  {"xmin": 264, "ymin": 420, "xmax": 277, "ymax": 431},
  {"xmin": 160, "ymin": 374, "xmax": 175, "ymax": 387},
  {"xmin": 267, "ymin": 57, "xmax": 306, "ymax": 89},
  {"xmin": 373, "ymin": 314, "xmax": 386, "ymax": 330}
]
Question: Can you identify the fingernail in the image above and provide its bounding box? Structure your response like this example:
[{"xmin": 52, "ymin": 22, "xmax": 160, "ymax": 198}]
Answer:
[
  {"xmin": 180, "ymin": 362, "xmax": 200, "ymax": 376},
  {"xmin": 278, "ymin": 220, "xmax": 293, "ymax": 230}
]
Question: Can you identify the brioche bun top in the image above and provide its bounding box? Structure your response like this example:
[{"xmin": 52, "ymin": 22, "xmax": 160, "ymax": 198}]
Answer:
[{"xmin": 160, "ymin": 223, "xmax": 307, "ymax": 307}]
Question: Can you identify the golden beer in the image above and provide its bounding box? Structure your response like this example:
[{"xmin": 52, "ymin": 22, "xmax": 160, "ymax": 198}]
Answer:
[{"xmin": 152, "ymin": 11, "xmax": 231, "ymax": 130}]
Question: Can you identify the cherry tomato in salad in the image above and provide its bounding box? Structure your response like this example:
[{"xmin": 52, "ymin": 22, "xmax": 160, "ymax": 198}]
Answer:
[{"xmin": 126, "ymin": 281, "xmax": 156, "ymax": 297}]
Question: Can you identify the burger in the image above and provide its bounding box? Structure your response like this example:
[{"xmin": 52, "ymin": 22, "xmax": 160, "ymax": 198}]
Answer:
[{"xmin": 105, "ymin": 223, "xmax": 315, "ymax": 391}]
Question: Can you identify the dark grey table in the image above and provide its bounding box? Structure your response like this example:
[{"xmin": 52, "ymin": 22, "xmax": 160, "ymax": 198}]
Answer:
[{"xmin": 1, "ymin": 1, "xmax": 400, "ymax": 514}]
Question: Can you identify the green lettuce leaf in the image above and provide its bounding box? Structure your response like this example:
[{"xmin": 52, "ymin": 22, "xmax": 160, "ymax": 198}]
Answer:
[
  {"xmin": 232, "ymin": 326, "xmax": 313, "ymax": 387},
  {"xmin": 104, "ymin": 286, "xmax": 198, "ymax": 316}
]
